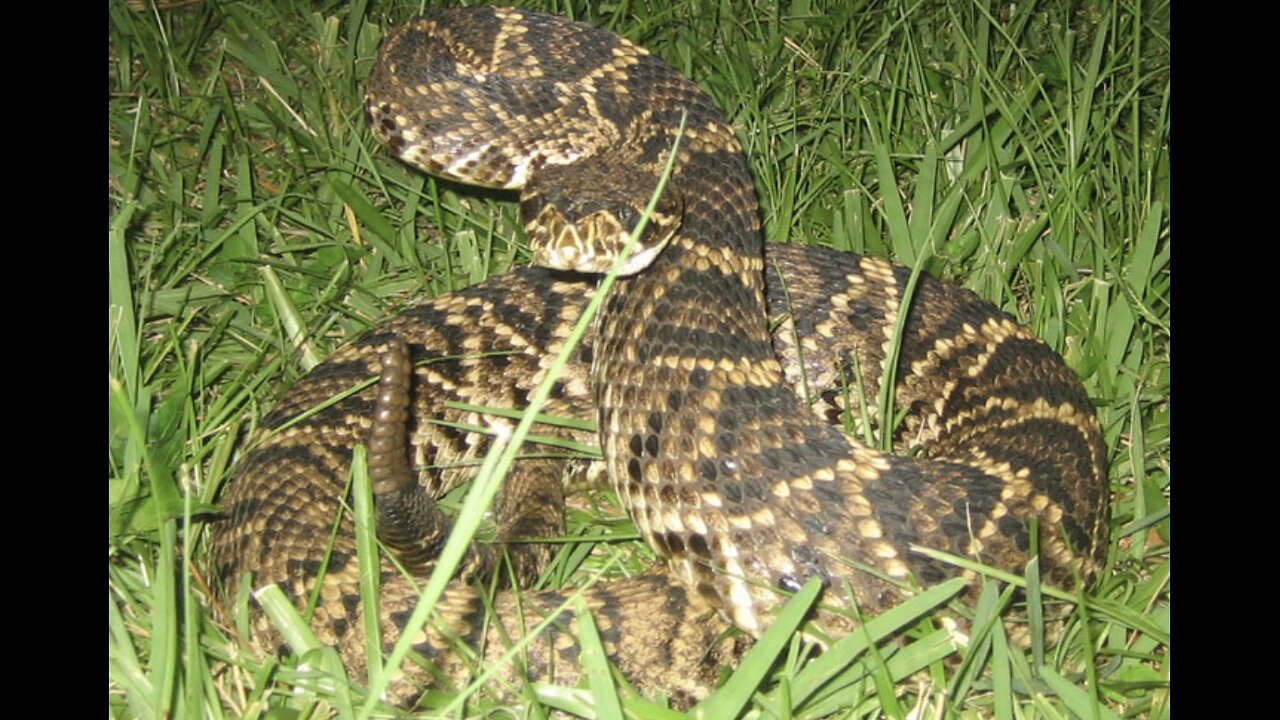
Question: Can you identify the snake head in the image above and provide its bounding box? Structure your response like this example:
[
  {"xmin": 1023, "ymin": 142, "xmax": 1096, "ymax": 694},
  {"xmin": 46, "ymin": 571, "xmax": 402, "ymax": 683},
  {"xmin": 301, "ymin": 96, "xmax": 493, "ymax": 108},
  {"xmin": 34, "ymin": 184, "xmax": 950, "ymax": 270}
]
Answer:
[{"xmin": 521, "ymin": 158, "xmax": 683, "ymax": 276}]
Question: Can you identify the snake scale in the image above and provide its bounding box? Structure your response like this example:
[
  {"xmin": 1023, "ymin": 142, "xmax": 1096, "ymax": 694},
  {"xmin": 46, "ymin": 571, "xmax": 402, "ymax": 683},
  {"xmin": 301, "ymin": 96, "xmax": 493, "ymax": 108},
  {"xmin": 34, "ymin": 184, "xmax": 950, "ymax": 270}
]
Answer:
[{"xmin": 209, "ymin": 6, "xmax": 1109, "ymax": 707}]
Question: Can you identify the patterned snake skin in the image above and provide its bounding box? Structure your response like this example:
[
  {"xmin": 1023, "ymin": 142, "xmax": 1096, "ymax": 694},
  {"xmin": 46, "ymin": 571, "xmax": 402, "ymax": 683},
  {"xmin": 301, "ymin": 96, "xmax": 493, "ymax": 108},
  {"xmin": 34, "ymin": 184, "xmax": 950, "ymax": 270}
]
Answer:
[{"xmin": 210, "ymin": 6, "xmax": 1109, "ymax": 707}]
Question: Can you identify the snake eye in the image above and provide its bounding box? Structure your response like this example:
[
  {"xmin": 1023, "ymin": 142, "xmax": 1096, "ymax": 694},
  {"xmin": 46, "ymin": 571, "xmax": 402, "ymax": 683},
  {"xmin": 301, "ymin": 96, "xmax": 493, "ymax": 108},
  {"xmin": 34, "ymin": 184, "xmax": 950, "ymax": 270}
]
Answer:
[{"xmin": 777, "ymin": 574, "xmax": 802, "ymax": 592}]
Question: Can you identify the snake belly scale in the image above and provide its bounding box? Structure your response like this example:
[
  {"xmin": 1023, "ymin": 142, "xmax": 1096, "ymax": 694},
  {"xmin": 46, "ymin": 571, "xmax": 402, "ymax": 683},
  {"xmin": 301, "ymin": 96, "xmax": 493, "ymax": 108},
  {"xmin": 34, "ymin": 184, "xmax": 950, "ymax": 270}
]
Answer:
[{"xmin": 209, "ymin": 6, "xmax": 1109, "ymax": 706}]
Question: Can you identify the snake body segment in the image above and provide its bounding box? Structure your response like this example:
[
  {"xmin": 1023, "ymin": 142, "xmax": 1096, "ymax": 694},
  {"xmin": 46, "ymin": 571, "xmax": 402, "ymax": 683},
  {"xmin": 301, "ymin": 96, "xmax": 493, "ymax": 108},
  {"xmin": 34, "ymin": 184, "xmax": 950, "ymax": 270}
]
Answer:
[{"xmin": 210, "ymin": 6, "xmax": 1108, "ymax": 706}]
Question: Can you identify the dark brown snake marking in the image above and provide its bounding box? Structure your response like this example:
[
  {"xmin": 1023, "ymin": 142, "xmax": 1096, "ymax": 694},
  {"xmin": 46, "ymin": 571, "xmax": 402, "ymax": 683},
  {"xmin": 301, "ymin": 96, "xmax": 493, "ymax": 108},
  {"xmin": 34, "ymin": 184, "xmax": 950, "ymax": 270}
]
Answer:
[{"xmin": 209, "ymin": 7, "xmax": 1109, "ymax": 707}]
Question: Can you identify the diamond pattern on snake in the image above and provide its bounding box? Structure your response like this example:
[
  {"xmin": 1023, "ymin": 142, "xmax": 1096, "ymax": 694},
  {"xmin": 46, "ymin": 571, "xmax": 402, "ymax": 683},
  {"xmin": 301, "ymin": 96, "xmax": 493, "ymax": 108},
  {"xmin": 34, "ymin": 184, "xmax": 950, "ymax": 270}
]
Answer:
[{"xmin": 209, "ymin": 6, "xmax": 1109, "ymax": 708}]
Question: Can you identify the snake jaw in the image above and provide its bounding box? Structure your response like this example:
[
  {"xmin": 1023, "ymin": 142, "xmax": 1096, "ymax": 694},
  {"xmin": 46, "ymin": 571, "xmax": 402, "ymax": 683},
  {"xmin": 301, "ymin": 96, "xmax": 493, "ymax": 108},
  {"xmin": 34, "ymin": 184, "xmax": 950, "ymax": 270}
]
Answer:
[
  {"xmin": 521, "ymin": 163, "xmax": 684, "ymax": 275},
  {"xmin": 523, "ymin": 201, "xmax": 680, "ymax": 276}
]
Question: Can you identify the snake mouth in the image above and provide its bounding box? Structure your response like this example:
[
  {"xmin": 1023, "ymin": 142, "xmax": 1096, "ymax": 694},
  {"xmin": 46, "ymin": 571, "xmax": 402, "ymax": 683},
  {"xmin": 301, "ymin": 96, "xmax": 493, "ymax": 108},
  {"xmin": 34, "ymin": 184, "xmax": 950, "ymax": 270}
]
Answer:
[{"xmin": 523, "ymin": 201, "xmax": 681, "ymax": 276}]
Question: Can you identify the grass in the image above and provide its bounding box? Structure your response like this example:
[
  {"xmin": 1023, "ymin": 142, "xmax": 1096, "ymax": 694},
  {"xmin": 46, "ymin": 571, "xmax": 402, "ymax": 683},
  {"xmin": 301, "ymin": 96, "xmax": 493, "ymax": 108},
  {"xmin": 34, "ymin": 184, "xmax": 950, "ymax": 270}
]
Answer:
[{"xmin": 108, "ymin": 0, "xmax": 1170, "ymax": 718}]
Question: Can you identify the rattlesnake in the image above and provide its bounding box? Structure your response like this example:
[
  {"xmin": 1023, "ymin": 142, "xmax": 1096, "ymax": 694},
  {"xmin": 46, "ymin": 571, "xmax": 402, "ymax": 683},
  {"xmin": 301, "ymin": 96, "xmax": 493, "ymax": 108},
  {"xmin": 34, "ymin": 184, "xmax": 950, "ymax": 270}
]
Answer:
[{"xmin": 210, "ymin": 6, "xmax": 1108, "ymax": 707}]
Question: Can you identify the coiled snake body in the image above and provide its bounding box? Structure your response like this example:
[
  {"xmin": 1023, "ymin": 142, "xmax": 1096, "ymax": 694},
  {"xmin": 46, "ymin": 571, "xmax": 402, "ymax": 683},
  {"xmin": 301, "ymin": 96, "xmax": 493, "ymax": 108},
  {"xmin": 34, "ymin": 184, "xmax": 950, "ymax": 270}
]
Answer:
[{"xmin": 210, "ymin": 6, "xmax": 1108, "ymax": 706}]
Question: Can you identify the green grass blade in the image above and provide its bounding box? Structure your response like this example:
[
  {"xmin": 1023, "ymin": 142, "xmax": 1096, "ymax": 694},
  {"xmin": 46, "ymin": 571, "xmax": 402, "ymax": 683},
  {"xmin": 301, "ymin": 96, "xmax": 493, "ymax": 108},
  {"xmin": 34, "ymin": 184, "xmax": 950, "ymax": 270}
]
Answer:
[
  {"xmin": 151, "ymin": 520, "xmax": 179, "ymax": 719},
  {"xmin": 109, "ymin": 588, "xmax": 155, "ymax": 719},
  {"xmin": 1038, "ymin": 667, "xmax": 1121, "ymax": 720},
  {"xmin": 783, "ymin": 577, "xmax": 966, "ymax": 711},
  {"xmin": 573, "ymin": 595, "xmax": 625, "ymax": 720},
  {"xmin": 350, "ymin": 446, "xmax": 384, "ymax": 682},
  {"xmin": 862, "ymin": 100, "xmax": 914, "ymax": 264},
  {"xmin": 991, "ymin": 619, "xmax": 1013, "ymax": 720},
  {"xmin": 695, "ymin": 577, "xmax": 823, "ymax": 720}
]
